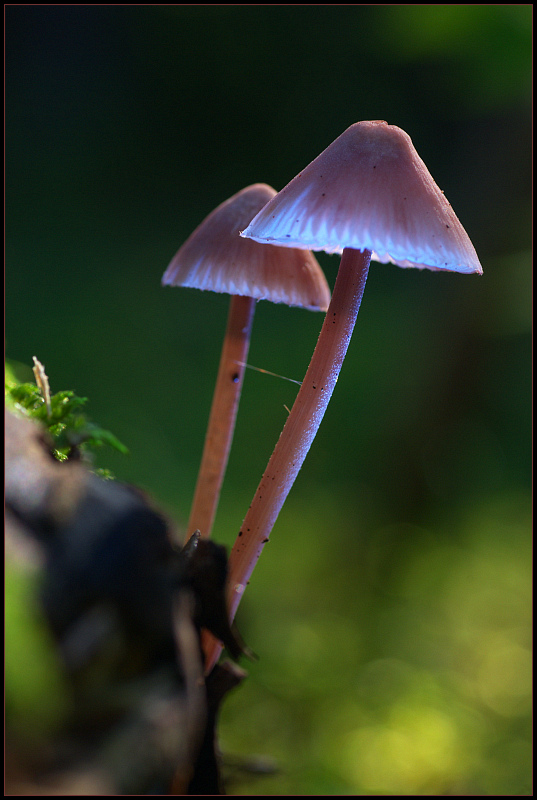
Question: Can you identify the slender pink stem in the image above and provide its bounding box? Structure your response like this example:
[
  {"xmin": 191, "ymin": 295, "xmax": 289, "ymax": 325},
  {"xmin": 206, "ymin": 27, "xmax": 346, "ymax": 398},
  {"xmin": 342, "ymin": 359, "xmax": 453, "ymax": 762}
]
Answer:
[
  {"xmin": 187, "ymin": 294, "xmax": 256, "ymax": 541},
  {"xmin": 204, "ymin": 247, "xmax": 371, "ymax": 670}
]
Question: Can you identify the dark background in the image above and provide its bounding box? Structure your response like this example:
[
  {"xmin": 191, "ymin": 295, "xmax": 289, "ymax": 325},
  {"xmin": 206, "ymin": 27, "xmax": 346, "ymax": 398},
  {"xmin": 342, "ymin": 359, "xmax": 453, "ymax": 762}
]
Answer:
[{"xmin": 6, "ymin": 5, "xmax": 532, "ymax": 794}]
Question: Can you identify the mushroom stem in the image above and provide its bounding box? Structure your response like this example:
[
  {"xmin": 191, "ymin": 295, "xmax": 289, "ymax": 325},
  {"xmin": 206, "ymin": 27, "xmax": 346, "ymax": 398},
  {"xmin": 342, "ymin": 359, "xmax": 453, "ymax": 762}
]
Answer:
[
  {"xmin": 204, "ymin": 247, "xmax": 371, "ymax": 670},
  {"xmin": 187, "ymin": 293, "xmax": 256, "ymax": 541}
]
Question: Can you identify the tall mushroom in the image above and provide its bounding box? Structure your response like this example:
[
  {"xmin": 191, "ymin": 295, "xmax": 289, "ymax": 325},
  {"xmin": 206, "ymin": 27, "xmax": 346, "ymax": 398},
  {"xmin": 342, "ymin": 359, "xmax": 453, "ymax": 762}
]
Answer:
[
  {"xmin": 205, "ymin": 121, "xmax": 482, "ymax": 670},
  {"xmin": 162, "ymin": 183, "xmax": 330, "ymax": 543}
]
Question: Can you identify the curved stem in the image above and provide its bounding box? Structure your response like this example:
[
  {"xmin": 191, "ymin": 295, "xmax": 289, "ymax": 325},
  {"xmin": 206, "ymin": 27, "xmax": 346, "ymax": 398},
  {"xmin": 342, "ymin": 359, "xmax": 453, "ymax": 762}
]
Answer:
[
  {"xmin": 204, "ymin": 247, "xmax": 371, "ymax": 670},
  {"xmin": 187, "ymin": 294, "xmax": 256, "ymax": 541}
]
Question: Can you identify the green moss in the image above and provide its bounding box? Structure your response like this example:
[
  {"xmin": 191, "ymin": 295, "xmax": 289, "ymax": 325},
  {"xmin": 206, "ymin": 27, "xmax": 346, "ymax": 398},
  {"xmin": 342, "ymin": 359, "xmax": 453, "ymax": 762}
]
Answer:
[{"xmin": 5, "ymin": 359, "xmax": 128, "ymax": 469}]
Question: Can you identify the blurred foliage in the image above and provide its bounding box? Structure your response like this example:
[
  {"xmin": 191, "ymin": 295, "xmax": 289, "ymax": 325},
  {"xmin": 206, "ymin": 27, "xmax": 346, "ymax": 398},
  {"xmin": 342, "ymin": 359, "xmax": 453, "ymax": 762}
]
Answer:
[
  {"xmin": 5, "ymin": 4, "xmax": 532, "ymax": 795},
  {"xmin": 5, "ymin": 560, "xmax": 71, "ymax": 747}
]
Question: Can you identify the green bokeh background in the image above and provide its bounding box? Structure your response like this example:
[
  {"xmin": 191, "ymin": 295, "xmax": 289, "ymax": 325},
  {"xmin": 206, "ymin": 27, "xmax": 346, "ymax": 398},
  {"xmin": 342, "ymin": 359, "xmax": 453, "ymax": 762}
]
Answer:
[{"xmin": 6, "ymin": 5, "xmax": 531, "ymax": 795}]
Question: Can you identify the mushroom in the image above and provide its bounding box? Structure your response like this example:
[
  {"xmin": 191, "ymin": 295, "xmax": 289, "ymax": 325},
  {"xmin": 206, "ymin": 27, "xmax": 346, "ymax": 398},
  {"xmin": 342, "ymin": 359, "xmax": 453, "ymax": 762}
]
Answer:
[
  {"xmin": 162, "ymin": 183, "xmax": 330, "ymax": 543},
  {"xmin": 205, "ymin": 121, "xmax": 482, "ymax": 670}
]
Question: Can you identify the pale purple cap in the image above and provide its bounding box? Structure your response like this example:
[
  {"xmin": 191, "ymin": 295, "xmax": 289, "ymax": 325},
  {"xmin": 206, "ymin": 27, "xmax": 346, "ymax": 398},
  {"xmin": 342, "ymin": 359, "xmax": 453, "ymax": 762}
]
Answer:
[
  {"xmin": 162, "ymin": 183, "xmax": 331, "ymax": 311},
  {"xmin": 241, "ymin": 122, "xmax": 482, "ymax": 275}
]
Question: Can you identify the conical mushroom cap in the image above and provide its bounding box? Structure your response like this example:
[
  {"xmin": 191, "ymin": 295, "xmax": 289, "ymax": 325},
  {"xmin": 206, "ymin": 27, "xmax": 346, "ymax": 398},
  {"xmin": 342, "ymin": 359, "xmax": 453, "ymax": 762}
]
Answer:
[
  {"xmin": 241, "ymin": 122, "xmax": 482, "ymax": 275},
  {"xmin": 162, "ymin": 183, "xmax": 330, "ymax": 311}
]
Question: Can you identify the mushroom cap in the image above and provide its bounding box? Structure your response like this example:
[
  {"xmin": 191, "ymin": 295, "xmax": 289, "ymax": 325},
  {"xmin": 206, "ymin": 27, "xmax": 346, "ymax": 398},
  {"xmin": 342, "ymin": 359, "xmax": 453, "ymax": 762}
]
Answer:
[
  {"xmin": 241, "ymin": 122, "xmax": 482, "ymax": 275},
  {"xmin": 162, "ymin": 183, "xmax": 331, "ymax": 311}
]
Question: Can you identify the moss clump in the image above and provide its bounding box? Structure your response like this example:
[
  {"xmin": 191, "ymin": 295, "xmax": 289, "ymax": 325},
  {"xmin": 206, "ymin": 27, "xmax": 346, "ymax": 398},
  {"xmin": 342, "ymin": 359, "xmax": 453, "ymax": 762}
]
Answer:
[{"xmin": 5, "ymin": 358, "xmax": 128, "ymax": 470}]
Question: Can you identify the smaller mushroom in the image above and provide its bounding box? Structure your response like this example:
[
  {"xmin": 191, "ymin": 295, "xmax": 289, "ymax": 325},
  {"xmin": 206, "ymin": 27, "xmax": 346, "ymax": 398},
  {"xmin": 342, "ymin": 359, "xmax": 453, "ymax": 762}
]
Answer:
[
  {"xmin": 162, "ymin": 184, "xmax": 330, "ymax": 543},
  {"xmin": 203, "ymin": 121, "xmax": 482, "ymax": 672}
]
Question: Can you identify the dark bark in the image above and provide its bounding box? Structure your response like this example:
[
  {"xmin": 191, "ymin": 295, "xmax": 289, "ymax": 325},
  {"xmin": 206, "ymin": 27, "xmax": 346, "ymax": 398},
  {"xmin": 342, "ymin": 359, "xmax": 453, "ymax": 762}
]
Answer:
[{"xmin": 5, "ymin": 409, "xmax": 246, "ymax": 795}]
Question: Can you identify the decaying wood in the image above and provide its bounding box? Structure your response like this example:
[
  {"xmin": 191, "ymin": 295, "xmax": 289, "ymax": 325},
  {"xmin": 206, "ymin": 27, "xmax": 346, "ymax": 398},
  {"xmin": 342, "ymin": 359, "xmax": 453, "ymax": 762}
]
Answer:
[{"xmin": 5, "ymin": 409, "xmax": 246, "ymax": 795}]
